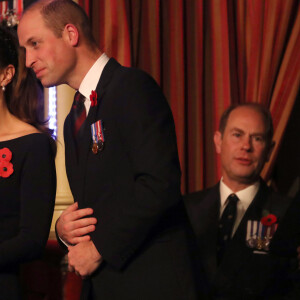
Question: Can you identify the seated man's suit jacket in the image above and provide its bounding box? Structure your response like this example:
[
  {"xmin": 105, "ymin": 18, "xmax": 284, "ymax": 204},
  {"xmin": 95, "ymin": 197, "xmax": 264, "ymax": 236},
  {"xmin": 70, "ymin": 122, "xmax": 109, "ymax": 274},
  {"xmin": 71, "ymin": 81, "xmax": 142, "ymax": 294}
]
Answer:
[
  {"xmin": 270, "ymin": 191, "xmax": 300, "ymax": 299},
  {"xmin": 271, "ymin": 191, "xmax": 300, "ymax": 257},
  {"xmin": 184, "ymin": 179, "xmax": 298, "ymax": 300},
  {"xmin": 63, "ymin": 58, "xmax": 197, "ymax": 300}
]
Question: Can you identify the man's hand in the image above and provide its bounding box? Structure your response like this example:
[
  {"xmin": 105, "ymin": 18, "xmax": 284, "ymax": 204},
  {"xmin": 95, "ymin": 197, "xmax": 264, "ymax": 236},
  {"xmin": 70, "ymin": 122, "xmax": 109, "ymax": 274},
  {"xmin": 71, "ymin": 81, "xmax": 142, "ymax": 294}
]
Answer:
[
  {"xmin": 68, "ymin": 240, "xmax": 103, "ymax": 278},
  {"xmin": 56, "ymin": 202, "xmax": 97, "ymax": 245}
]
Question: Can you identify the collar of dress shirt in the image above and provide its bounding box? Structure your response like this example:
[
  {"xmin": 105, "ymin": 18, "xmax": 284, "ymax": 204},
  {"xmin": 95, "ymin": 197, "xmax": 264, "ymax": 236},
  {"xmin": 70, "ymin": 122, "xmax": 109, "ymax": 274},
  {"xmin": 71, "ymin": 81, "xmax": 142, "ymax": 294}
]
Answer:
[
  {"xmin": 219, "ymin": 178, "xmax": 260, "ymax": 235},
  {"xmin": 78, "ymin": 53, "xmax": 110, "ymax": 113}
]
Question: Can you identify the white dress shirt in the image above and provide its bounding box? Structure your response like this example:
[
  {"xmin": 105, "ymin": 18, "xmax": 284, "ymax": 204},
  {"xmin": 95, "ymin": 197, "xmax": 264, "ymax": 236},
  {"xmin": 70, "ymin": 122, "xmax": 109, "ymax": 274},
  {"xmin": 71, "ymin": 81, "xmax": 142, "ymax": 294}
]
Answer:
[
  {"xmin": 219, "ymin": 178, "xmax": 260, "ymax": 236},
  {"xmin": 78, "ymin": 53, "xmax": 110, "ymax": 114}
]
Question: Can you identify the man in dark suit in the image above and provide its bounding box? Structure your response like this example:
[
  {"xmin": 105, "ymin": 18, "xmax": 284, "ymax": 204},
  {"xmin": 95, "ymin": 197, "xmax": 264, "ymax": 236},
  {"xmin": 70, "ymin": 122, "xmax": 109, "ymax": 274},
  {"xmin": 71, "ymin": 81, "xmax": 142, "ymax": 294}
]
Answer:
[
  {"xmin": 184, "ymin": 103, "xmax": 299, "ymax": 299},
  {"xmin": 18, "ymin": 1, "xmax": 197, "ymax": 299}
]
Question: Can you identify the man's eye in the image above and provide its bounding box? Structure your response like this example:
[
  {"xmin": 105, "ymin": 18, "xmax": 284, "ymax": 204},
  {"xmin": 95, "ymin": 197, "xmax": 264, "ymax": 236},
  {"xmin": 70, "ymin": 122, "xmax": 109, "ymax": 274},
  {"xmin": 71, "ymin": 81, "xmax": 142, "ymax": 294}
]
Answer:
[
  {"xmin": 253, "ymin": 136, "xmax": 263, "ymax": 142},
  {"xmin": 233, "ymin": 132, "xmax": 241, "ymax": 137},
  {"xmin": 32, "ymin": 41, "xmax": 38, "ymax": 47}
]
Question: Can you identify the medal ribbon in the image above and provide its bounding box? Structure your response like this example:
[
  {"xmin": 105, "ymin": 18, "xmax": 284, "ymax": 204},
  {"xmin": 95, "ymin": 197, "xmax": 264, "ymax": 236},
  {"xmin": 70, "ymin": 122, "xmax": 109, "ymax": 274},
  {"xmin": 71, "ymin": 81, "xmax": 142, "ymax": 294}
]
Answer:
[
  {"xmin": 0, "ymin": 0, "xmax": 23, "ymax": 20},
  {"xmin": 96, "ymin": 120, "xmax": 105, "ymax": 143},
  {"xmin": 91, "ymin": 120, "xmax": 105, "ymax": 144},
  {"xmin": 0, "ymin": 2, "xmax": 8, "ymax": 21},
  {"xmin": 246, "ymin": 220, "xmax": 251, "ymax": 241},
  {"xmin": 258, "ymin": 222, "xmax": 263, "ymax": 238},
  {"xmin": 91, "ymin": 123, "xmax": 98, "ymax": 144}
]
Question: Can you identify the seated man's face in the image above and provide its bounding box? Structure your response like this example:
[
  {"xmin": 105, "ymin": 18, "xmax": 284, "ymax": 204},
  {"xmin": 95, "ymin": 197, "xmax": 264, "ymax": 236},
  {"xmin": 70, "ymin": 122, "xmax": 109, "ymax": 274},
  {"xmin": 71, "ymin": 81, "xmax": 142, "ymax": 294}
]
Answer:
[{"xmin": 214, "ymin": 106, "xmax": 272, "ymax": 188}]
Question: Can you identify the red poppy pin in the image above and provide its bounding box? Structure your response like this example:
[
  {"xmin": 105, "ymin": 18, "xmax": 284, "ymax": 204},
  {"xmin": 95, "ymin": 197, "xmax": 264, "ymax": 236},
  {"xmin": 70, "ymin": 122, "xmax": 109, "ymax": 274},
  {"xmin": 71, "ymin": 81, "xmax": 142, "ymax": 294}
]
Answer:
[
  {"xmin": 90, "ymin": 90, "xmax": 98, "ymax": 107},
  {"xmin": 0, "ymin": 147, "xmax": 12, "ymax": 162},
  {"xmin": 0, "ymin": 148, "xmax": 13, "ymax": 178},
  {"xmin": 261, "ymin": 214, "xmax": 277, "ymax": 226},
  {"xmin": 0, "ymin": 161, "xmax": 14, "ymax": 178}
]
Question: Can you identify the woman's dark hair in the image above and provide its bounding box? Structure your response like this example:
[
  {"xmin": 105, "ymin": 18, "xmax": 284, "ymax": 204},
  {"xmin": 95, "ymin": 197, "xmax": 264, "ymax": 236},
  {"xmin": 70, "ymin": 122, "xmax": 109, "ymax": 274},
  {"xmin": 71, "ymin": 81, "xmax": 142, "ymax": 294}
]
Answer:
[
  {"xmin": 0, "ymin": 25, "xmax": 56, "ymax": 153},
  {"xmin": 0, "ymin": 26, "xmax": 19, "ymax": 101}
]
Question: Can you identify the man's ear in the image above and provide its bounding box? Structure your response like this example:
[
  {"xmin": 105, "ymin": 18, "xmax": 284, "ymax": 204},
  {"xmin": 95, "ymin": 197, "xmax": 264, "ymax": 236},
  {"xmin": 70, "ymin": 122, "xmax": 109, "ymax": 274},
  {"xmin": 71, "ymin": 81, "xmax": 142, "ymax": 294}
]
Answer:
[
  {"xmin": 0, "ymin": 65, "xmax": 15, "ymax": 87},
  {"xmin": 63, "ymin": 24, "xmax": 79, "ymax": 46},
  {"xmin": 266, "ymin": 141, "xmax": 275, "ymax": 162},
  {"xmin": 214, "ymin": 131, "xmax": 222, "ymax": 154}
]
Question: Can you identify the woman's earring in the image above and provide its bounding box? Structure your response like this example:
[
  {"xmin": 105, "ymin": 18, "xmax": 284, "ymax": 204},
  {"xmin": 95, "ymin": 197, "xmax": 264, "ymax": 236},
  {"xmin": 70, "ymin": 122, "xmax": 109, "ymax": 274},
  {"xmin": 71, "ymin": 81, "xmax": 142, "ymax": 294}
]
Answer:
[{"xmin": 1, "ymin": 85, "xmax": 5, "ymax": 92}]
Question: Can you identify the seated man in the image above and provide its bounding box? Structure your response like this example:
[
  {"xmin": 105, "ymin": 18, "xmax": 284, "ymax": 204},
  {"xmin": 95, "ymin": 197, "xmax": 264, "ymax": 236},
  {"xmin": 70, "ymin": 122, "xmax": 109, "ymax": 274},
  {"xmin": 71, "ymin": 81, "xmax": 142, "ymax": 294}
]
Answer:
[{"xmin": 184, "ymin": 103, "xmax": 299, "ymax": 299}]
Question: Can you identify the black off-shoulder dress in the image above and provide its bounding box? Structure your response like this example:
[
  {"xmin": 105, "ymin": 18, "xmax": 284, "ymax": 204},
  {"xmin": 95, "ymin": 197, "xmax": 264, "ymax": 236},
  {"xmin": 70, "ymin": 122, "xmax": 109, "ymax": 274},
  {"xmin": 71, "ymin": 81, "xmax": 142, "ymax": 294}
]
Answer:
[{"xmin": 0, "ymin": 133, "xmax": 56, "ymax": 299}]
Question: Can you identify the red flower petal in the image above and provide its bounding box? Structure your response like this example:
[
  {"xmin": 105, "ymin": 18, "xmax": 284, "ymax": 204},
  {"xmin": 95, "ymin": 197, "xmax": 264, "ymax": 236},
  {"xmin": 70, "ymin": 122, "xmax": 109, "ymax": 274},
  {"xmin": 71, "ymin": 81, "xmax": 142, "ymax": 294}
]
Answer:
[
  {"xmin": 90, "ymin": 90, "xmax": 98, "ymax": 107},
  {"xmin": 0, "ymin": 147, "xmax": 12, "ymax": 162},
  {"xmin": 261, "ymin": 214, "xmax": 277, "ymax": 226},
  {"xmin": 0, "ymin": 161, "xmax": 14, "ymax": 178}
]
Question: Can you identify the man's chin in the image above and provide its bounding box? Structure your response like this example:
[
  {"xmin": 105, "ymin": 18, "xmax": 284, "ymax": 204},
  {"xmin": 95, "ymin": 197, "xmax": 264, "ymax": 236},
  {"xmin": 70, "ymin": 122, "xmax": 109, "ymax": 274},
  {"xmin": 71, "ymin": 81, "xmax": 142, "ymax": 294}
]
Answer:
[
  {"xmin": 39, "ymin": 79, "xmax": 56, "ymax": 88},
  {"xmin": 235, "ymin": 173, "xmax": 260, "ymax": 185}
]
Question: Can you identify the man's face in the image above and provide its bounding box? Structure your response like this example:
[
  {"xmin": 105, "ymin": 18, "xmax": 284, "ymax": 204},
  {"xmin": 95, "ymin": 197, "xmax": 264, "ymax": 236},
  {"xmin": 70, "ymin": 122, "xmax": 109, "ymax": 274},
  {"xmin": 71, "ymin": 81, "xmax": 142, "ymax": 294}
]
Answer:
[
  {"xmin": 18, "ymin": 10, "xmax": 76, "ymax": 87},
  {"xmin": 214, "ymin": 107, "xmax": 273, "ymax": 190}
]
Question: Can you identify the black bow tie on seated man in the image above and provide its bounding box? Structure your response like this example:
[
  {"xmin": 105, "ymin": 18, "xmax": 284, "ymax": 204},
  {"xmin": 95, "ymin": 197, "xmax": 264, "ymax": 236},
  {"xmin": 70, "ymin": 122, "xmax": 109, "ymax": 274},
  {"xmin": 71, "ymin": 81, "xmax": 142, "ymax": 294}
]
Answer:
[
  {"xmin": 71, "ymin": 91, "xmax": 86, "ymax": 139},
  {"xmin": 217, "ymin": 193, "xmax": 239, "ymax": 264}
]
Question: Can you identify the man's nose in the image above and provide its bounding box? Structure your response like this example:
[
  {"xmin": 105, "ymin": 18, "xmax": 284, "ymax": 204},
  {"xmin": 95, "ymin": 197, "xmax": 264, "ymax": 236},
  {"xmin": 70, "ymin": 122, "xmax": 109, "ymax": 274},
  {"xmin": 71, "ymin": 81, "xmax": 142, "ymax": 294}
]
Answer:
[
  {"xmin": 241, "ymin": 136, "xmax": 252, "ymax": 151},
  {"xmin": 25, "ymin": 51, "xmax": 35, "ymax": 68}
]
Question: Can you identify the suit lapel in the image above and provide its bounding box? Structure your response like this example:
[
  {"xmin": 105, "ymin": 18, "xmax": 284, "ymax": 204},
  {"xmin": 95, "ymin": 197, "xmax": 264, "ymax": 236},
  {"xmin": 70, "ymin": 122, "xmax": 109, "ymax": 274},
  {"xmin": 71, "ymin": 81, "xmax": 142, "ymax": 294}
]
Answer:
[
  {"xmin": 64, "ymin": 112, "xmax": 84, "ymax": 202},
  {"xmin": 64, "ymin": 114, "xmax": 76, "ymax": 163},
  {"xmin": 75, "ymin": 58, "xmax": 121, "ymax": 204},
  {"xmin": 193, "ymin": 184, "xmax": 220, "ymax": 283}
]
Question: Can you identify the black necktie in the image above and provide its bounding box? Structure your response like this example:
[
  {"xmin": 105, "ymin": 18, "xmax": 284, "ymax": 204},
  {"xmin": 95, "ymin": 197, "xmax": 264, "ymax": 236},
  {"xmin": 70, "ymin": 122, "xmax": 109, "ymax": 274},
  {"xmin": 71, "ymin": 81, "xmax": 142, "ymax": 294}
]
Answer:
[
  {"xmin": 71, "ymin": 91, "xmax": 86, "ymax": 138},
  {"xmin": 217, "ymin": 193, "xmax": 239, "ymax": 264}
]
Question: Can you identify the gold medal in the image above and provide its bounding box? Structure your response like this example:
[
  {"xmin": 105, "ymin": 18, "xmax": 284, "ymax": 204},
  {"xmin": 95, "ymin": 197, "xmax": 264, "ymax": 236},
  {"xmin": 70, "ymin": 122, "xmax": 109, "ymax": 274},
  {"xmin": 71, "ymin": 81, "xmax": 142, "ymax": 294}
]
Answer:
[
  {"xmin": 262, "ymin": 237, "xmax": 270, "ymax": 251},
  {"xmin": 247, "ymin": 237, "xmax": 256, "ymax": 248},
  {"xmin": 256, "ymin": 237, "xmax": 263, "ymax": 250},
  {"xmin": 91, "ymin": 120, "xmax": 105, "ymax": 154},
  {"xmin": 92, "ymin": 142, "xmax": 98, "ymax": 154}
]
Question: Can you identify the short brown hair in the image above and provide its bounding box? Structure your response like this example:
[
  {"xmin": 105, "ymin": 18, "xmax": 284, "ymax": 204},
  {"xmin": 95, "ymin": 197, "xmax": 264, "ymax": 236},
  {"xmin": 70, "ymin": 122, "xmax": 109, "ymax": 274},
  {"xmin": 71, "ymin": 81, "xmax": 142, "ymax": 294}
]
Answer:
[
  {"xmin": 219, "ymin": 103, "xmax": 274, "ymax": 146},
  {"xmin": 25, "ymin": 0, "xmax": 97, "ymax": 46}
]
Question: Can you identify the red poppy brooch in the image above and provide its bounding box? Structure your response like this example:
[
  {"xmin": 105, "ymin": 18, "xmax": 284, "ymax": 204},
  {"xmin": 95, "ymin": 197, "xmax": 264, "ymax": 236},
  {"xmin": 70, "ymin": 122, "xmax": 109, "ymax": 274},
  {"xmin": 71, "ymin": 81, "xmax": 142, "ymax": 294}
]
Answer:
[
  {"xmin": 0, "ymin": 148, "xmax": 14, "ymax": 178},
  {"xmin": 261, "ymin": 213, "xmax": 277, "ymax": 226},
  {"xmin": 90, "ymin": 90, "xmax": 98, "ymax": 107}
]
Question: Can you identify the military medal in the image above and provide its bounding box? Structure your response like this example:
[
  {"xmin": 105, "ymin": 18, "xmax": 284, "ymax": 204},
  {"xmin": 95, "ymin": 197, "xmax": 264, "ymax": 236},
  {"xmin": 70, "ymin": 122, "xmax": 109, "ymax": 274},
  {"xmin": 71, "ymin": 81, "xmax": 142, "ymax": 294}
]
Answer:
[
  {"xmin": 98, "ymin": 140, "xmax": 104, "ymax": 151},
  {"xmin": 92, "ymin": 142, "xmax": 98, "ymax": 154},
  {"xmin": 246, "ymin": 217, "xmax": 278, "ymax": 252},
  {"xmin": 91, "ymin": 120, "xmax": 105, "ymax": 154},
  {"xmin": 246, "ymin": 220, "xmax": 257, "ymax": 248},
  {"xmin": 262, "ymin": 237, "xmax": 270, "ymax": 251}
]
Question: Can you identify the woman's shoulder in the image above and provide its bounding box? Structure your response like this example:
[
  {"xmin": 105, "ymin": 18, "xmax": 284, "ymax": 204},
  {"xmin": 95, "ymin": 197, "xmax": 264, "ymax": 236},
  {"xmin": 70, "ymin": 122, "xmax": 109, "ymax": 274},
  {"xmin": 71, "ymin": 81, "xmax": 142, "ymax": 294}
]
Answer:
[
  {"xmin": 0, "ymin": 126, "xmax": 52, "ymax": 149},
  {"xmin": 0, "ymin": 120, "xmax": 38, "ymax": 142},
  {"xmin": 0, "ymin": 117, "xmax": 56, "ymax": 154},
  {"xmin": 13, "ymin": 122, "xmax": 40, "ymax": 138}
]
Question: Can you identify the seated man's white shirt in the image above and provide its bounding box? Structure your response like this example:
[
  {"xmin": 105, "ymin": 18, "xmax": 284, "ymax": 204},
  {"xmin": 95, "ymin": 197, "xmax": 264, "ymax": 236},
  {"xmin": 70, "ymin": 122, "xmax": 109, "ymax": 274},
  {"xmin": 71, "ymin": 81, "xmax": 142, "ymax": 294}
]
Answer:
[{"xmin": 219, "ymin": 178, "xmax": 260, "ymax": 236}]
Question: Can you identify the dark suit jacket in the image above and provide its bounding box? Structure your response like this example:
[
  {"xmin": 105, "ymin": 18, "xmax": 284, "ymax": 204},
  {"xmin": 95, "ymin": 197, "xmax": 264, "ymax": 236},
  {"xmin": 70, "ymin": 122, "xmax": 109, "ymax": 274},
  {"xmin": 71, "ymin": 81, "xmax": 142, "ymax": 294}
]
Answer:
[
  {"xmin": 271, "ymin": 191, "xmax": 300, "ymax": 257},
  {"xmin": 63, "ymin": 58, "xmax": 197, "ymax": 300},
  {"xmin": 184, "ymin": 180, "xmax": 298, "ymax": 300}
]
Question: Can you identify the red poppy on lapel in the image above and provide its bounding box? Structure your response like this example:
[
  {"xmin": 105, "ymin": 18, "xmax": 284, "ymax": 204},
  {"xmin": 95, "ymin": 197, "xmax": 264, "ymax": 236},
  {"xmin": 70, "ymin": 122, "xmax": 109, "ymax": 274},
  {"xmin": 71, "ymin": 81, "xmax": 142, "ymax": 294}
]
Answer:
[
  {"xmin": 90, "ymin": 90, "xmax": 98, "ymax": 107},
  {"xmin": 261, "ymin": 214, "xmax": 277, "ymax": 226},
  {"xmin": 0, "ymin": 147, "xmax": 12, "ymax": 162}
]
